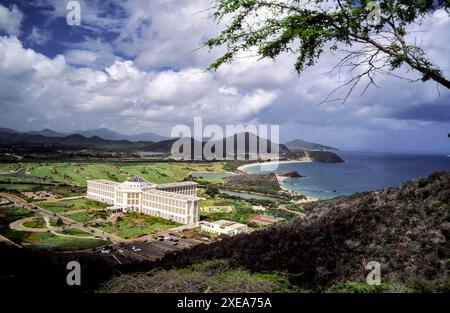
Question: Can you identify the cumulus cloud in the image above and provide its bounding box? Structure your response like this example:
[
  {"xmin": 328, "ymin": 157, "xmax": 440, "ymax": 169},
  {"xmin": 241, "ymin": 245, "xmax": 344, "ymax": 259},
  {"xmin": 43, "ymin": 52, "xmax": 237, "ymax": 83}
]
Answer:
[
  {"xmin": 0, "ymin": 1, "xmax": 449, "ymax": 152},
  {"xmin": 0, "ymin": 35, "xmax": 278, "ymax": 132},
  {"xmin": 26, "ymin": 26, "xmax": 50, "ymax": 46},
  {"xmin": 0, "ymin": 4, "xmax": 23, "ymax": 36}
]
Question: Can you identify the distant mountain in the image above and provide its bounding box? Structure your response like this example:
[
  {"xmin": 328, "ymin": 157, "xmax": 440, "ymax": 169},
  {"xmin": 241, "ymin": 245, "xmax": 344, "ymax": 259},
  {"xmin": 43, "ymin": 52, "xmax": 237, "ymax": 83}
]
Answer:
[
  {"xmin": 214, "ymin": 132, "xmax": 291, "ymax": 157},
  {"xmin": 0, "ymin": 127, "xmax": 168, "ymax": 142},
  {"xmin": 285, "ymin": 139, "xmax": 338, "ymax": 151},
  {"xmin": 0, "ymin": 131, "xmax": 156, "ymax": 154},
  {"xmin": 0, "ymin": 127, "xmax": 19, "ymax": 134},
  {"xmin": 0, "ymin": 127, "xmax": 343, "ymax": 162},
  {"xmin": 71, "ymin": 128, "xmax": 168, "ymax": 142},
  {"xmin": 25, "ymin": 128, "xmax": 66, "ymax": 137}
]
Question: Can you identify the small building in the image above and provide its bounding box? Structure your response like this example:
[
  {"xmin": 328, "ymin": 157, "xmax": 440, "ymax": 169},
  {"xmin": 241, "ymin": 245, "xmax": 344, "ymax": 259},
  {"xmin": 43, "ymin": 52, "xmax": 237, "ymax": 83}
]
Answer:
[
  {"xmin": 200, "ymin": 219, "xmax": 248, "ymax": 236},
  {"xmin": 252, "ymin": 205, "xmax": 266, "ymax": 212}
]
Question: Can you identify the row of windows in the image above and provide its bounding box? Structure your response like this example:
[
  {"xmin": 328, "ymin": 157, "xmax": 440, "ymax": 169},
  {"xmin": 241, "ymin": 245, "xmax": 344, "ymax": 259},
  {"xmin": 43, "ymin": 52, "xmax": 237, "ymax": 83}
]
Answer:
[
  {"xmin": 88, "ymin": 182, "xmax": 115, "ymax": 193},
  {"xmin": 142, "ymin": 200, "xmax": 187, "ymax": 215},
  {"xmin": 142, "ymin": 194, "xmax": 188, "ymax": 207},
  {"xmin": 88, "ymin": 189, "xmax": 114, "ymax": 198},
  {"xmin": 141, "ymin": 208, "xmax": 186, "ymax": 223},
  {"xmin": 128, "ymin": 192, "xmax": 139, "ymax": 199}
]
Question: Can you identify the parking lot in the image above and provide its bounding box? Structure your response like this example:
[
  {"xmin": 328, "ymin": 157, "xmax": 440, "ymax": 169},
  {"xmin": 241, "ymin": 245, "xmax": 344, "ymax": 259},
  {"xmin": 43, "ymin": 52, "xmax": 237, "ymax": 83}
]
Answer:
[{"xmin": 99, "ymin": 235, "xmax": 202, "ymax": 262}]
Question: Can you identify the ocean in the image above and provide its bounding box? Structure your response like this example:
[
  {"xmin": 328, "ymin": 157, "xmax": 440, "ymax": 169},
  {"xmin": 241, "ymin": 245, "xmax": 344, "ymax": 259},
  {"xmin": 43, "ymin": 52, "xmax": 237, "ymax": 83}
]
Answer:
[{"xmin": 242, "ymin": 151, "xmax": 450, "ymax": 199}]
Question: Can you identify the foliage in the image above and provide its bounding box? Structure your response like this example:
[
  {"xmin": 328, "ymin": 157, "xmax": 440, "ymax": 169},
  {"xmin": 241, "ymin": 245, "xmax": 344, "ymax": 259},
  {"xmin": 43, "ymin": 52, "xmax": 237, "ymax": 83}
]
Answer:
[
  {"xmin": 92, "ymin": 212, "xmax": 180, "ymax": 239},
  {"xmin": 102, "ymin": 259, "xmax": 304, "ymax": 293},
  {"xmin": 151, "ymin": 172, "xmax": 450, "ymax": 292},
  {"xmin": 206, "ymin": 0, "xmax": 450, "ymax": 95},
  {"xmin": 326, "ymin": 280, "xmax": 394, "ymax": 293}
]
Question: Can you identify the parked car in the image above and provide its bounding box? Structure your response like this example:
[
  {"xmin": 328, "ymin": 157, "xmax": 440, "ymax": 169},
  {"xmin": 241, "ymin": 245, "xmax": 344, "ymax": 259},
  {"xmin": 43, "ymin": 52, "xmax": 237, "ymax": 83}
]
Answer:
[
  {"xmin": 101, "ymin": 248, "xmax": 111, "ymax": 254},
  {"xmin": 131, "ymin": 246, "xmax": 142, "ymax": 252}
]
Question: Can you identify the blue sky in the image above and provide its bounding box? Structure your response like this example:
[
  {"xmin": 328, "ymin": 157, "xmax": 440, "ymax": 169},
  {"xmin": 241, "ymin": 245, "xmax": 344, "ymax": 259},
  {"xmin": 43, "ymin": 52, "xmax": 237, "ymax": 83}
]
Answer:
[{"xmin": 0, "ymin": 0, "xmax": 449, "ymax": 153}]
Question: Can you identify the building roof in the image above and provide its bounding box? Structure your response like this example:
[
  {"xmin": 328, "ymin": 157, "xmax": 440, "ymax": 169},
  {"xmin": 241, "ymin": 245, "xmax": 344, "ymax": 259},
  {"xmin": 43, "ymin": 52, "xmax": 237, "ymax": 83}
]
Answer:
[
  {"xmin": 208, "ymin": 219, "xmax": 248, "ymax": 229},
  {"xmin": 128, "ymin": 176, "xmax": 148, "ymax": 183},
  {"xmin": 157, "ymin": 181, "xmax": 198, "ymax": 188},
  {"xmin": 87, "ymin": 179, "xmax": 120, "ymax": 186},
  {"xmin": 143, "ymin": 189, "xmax": 201, "ymax": 201}
]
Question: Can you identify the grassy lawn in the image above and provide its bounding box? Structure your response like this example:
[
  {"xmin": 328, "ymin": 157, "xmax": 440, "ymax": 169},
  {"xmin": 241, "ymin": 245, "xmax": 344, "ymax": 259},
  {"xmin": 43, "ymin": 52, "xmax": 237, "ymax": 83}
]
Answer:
[
  {"xmin": 0, "ymin": 162, "xmax": 227, "ymax": 189},
  {"xmin": 39, "ymin": 198, "xmax": 107, "ymax": 213},
  {"xmin": 56, "ymin": 228, "xmax": 93, "ymax": 237},
  {"xmin": 0, "ymin": 206, "xmax": 105, "ymax": 250},
  {"xmin": 27, "ymin": 232, "xmax": 106, "ymax": 250},
  {"xmin": 67, "ymin": 211, "xmax": 92, "ymax": 222},
  {"xmin": 67, "ymin": 210, "xmax": 110, "ymax": 223},
  {"xmin": 200, "ymin": 198, "xmax": 258, "ymax": 225},
  {"xmin": 23, "ymin": 217, "xmax": 46, "ymax": 228},
  {"xmin": 92, "ymin": 212, "xmax": 180, "ymax": 239},
  {"xmin": 0, "ymin": 207, "xmax": 35, "ymax": 241}
]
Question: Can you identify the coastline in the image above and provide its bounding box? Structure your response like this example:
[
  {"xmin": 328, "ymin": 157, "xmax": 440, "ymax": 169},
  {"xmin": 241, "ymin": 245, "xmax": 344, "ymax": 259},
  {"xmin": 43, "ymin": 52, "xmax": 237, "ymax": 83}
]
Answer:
[
  {"xmin": 276, "ymin": 174, "xmax": 318, "ymax": 203},
  {"xmin": 236, "ymin": 159, "xmax": 318, "ymax": 202},
  {"xmin": 237, "ymin": 159, "xmax": 312, "ymax": 172}
]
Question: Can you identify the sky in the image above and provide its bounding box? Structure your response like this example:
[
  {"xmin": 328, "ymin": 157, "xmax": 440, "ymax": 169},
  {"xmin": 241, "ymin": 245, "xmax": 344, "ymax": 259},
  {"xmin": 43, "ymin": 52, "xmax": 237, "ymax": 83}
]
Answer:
[{"xmin": 0, "ymin": 0, "xmax": 449, "ymax": 153}]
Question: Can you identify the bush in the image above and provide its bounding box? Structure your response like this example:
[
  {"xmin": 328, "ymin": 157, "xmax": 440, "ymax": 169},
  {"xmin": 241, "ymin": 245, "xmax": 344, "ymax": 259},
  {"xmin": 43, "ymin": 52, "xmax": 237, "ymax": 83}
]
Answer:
[{"xmin": 326, "ymin": 281, "xmax": 394, "ymax": 293}]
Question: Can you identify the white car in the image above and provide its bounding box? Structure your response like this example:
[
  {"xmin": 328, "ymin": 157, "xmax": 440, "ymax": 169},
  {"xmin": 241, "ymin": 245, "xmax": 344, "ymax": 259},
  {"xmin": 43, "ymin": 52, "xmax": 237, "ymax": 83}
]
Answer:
[
  {"xmin": 131, "ymin": 246, "xmax": 142, "ymax": 252},
  {"xmin": 101, "ymin": 248, "xmax": 111, "ymax": 254},
  {"xmin": 116, "ymin": 249, "xmax": 124, "ymax": 253}
]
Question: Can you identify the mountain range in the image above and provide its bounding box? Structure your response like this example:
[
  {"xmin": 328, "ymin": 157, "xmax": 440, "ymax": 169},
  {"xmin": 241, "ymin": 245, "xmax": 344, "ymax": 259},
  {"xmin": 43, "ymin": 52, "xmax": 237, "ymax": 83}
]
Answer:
[
  {"xmin": 1, "ymin": 127, "xmax": 168, "ymax": 142},
  {"xmin": 0, "ymin": 126, "xmax": 343, "ymax": 162}
]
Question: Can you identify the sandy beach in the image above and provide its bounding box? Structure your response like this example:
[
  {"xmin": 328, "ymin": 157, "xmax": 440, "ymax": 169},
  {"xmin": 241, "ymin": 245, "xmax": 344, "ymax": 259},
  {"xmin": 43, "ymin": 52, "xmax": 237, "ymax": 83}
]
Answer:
[
  {"xmin": 237, "ymin": 159, "xmax": 312, "ymax": 172},
  {"xmin": 275, "ymin": 174, "xmax": 318, "ymax": 202},
  {"xmin": 236, "ymin": 159, "xmax": 317, "ymax": 202}
]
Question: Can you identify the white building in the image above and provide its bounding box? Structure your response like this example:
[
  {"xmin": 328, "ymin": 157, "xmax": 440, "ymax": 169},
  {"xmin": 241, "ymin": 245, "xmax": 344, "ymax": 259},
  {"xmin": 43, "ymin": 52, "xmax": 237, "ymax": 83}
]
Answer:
[
  {"xmin": 200, "ymin": 219, "xmax": 248, "ymax": 236},
  {"xmin": 87, "ymin": 176, "xmax": 200, "ymax": 224}
]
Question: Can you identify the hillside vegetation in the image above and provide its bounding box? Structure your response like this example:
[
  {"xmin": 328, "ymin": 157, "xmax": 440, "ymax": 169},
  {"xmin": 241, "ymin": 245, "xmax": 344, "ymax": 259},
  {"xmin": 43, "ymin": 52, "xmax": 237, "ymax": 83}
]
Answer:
[
  {"xmin": 222, "ymin": 173, "xmax": 281, "ymax": 194},
  {"xmin": 106, "ymin": 172, "xmax": 450, "ymax": 292}
]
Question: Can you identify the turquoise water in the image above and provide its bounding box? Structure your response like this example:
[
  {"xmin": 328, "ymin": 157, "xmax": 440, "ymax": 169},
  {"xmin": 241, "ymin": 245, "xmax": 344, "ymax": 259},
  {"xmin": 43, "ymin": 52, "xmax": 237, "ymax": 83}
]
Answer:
[{"xmin": 243, "ymin": 151, "xmax": 450, "ymax": 199}]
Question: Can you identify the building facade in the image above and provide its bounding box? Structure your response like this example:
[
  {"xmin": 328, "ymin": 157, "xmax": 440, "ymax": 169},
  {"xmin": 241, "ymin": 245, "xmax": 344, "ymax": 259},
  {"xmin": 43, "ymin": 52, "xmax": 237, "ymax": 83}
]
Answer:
[{"xmin": 87, "ymin": 176, "xmax": 200, "ymax": 224}]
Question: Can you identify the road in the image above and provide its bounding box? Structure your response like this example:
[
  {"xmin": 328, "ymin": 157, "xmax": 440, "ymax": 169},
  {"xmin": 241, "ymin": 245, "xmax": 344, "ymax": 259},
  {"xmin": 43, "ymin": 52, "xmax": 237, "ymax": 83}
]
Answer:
[
  {"xmin": 0, "ymin": 192, "xmax": 125, "ymax": 243},
  {"xmin": 1, "ymin": 192, "xmax": 204, "ymax": 257}
]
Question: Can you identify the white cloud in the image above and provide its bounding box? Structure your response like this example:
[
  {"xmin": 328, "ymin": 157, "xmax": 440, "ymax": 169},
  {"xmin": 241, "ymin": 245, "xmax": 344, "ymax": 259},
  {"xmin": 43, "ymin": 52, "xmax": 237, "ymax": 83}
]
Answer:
[
  {"xmin": 0, "ymin": 2, "xmax": 449, "ymax": 152},
  {"xmin": 0, "ymin": 4, "xmax": 23, "ymax": 36},
  {"xmin": 65, "ymin": 49, "xmax": 99, "ymax": 67},
  {"xmin": 27, "ymin": 27, "xmax": 50, "ymax": 46},
  {"xmin": 0, "ymin": 35, "xmax": 277, "ymax": 131}
]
